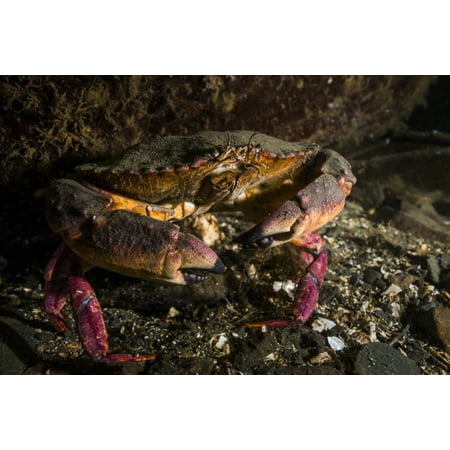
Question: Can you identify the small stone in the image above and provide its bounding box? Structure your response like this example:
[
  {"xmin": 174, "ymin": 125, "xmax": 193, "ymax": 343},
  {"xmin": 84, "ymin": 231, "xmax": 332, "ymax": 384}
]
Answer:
[
  {"xmin": 441, "ymin": 252, "xmax": 450, "ymax": 269},
  {"xmin": 310, "ymin": 352, "xmax": 332, "ymax": 364},
  {"xmin": 432, "ymin": 306, "xmax": 450, "ymax": 352},
  {"xmin": 426, "ymin": 256, "xmax": 441, "ymax": 284},
  {"xmin": 354, "ymin": 343, "xmax": 421, "ymax": 375},
  {"xmin": 167, "ymin": 306, "xmax": 181, "ymax": 318},
  {"xmin": 411, "ymin": 305, "xmax": 450, "ymax": 352},
  {"xmin": 363, "ymin": 268, "xmax": 382, "ymax": 284}
]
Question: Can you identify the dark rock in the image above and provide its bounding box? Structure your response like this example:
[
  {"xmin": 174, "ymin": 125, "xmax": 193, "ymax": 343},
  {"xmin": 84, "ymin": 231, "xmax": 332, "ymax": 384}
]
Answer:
[
  {"xmin": 390, "ymin": 200, "xmax": 450, "ymax": 244},
  {"xmin": 0, "ymin": 256, "xmax": 7, "ymax": 271},
  {"xmin": 354, "ymin": 342, "xmax": 421, "ymax": 375},
  {"xmin": 441, "ymin": 252, "xmax": 450, "ymax": 269},
  {"xmin": 430, "ymin": 306, "xmax": 450, "ymax": 352},
  {"xmin": 0, "ymin": 336, "xmax": 27, "ymax": 374},
  {"xmin": 409, "ymin": 305, "xmax": 450, "ymax": 352},
  {"xmin": 441, "ymin": 270, "xmax": 450, "ymax": 291},
  {"xmin": 363, "ymin": 268, "xmax": 382, "ymax": 284}
]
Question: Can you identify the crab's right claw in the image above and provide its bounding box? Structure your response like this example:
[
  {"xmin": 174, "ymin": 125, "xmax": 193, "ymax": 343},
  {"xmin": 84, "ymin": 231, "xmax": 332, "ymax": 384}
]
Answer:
[
  {"xmin": 59, "ymin": 208, "xmax": 225, "ymax": 286},
  {"xmin": 236, "ymin": 149, "xmax": 356, "ymax": 249},
  {"xmin": 45, "ymin": 179, "xmax": 225, "ymax": 286}
]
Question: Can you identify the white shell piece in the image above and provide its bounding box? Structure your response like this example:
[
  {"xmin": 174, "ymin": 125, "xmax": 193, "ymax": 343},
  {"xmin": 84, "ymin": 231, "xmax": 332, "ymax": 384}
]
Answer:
[
  {"xmin": 382, "ymin": 283, "xmax": 402, "ymax": 297},
  {"xmin": 311, "ymin": 317, "xmax": 337, "ymax": 333},
  {"xmin": 272, "ymin": 280, "xmax": 296, "ymax": 298},
  {"xmin": 327, "ymin": 336, "xmax": 346, "ymax": 352},
  {"xmin": 215, "ymin": 334, "xmax": 228, "ymax": 350}
]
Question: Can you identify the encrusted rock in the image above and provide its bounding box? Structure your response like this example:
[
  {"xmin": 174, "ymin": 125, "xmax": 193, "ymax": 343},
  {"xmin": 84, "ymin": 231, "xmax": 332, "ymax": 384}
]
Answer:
[{"xmin": 354, "ymin": 342, "xmax": 421, "ymax": 375}]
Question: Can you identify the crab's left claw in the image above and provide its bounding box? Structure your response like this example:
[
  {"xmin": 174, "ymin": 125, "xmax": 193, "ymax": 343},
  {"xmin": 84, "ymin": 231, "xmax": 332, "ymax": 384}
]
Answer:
[
  {"xmin": 237, "ymin": 149, "xmax": 356, "ymax": 325},
  {"xmin": 175, "ymin": 232, "xmax": 226, "ymax": 284},
  {"xmin": 45, "ymin": 179, "xmax": 225, "ymax": 286},
  {"xmin": 63, "ymin": 209, "xmax": 225, "ymax": 286}
]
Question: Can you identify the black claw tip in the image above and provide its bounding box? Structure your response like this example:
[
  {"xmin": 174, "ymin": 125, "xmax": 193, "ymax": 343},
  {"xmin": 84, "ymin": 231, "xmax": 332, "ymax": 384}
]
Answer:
[
  {"xmin": 240, "ymin": 236, "xmax": 273, "ymax": 249},
  {"xmin": 212, "ymin": 258, "xmax": 226, "ymax": 274}
]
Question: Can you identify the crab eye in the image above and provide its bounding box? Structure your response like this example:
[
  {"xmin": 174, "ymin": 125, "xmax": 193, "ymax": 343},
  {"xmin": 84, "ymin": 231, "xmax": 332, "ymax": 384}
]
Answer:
[{"xmin": 197, "ymin": 171, "xmax": 237, "ymax": 204}]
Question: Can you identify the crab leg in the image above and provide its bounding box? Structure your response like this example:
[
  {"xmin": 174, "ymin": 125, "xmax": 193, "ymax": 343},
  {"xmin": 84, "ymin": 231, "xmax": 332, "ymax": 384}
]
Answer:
[
  {"xmin": 246, "ymin": 232, "xmax": 328, "ymax": 327},
  {"xmin": 68, "ymin": 269, "xmax": 154, "ymax": 363},
  {"xmin": 44, "ymin": 242, "xmax": 154, "ymax": 362},
  {"xmin": 292, "ymin": 233, "xmax": 328, "ymax": 322},
  {"xmin": 44, "ymin": 243, "xmax": 72, "ymax": 332}
]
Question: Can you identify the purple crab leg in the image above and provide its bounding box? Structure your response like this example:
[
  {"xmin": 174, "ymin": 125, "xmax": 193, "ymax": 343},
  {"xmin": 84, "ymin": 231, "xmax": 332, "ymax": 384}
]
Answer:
[
  {"xmin": 293, "ymin": 234, "xmax": 328, "ymax": 322},
  {"xmin": 44, "ymin": 242, "xmax": 154, "ymax": 362},
  {"xmin": 246, "ymin": 232, "xmax": 327, "ymax": 328},
  {"xmin": 68, "ymin": 268, "xmax": 155, "ymax": 363},
  {"xmin": 44, "ymin": 243, "xmax": 72, "ymax": 332}
]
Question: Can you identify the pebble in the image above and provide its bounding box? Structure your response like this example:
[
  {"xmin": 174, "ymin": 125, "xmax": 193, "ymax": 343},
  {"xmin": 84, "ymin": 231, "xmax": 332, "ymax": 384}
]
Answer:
[
  {"xmin": 410, "ymin": 305, "xmax": 450, "ymax": 353},
  {"xmin": 0, "ymin": 336, "xmax": 27, "ymax": 374},
  {"xmin": 354, "ymin": 342, "xmax": 421, "ymax": 375},
  {"xmin": 441, "ymin": 252, "xmax": 450, "ymax": 269},
  {"xmin": 382, "ymin": 283, "xmax": 403, "ymax": 297},
  {"xmin": 363, "ymin": 268, "xmax": 382, "ymax": 284},
  {"xmin": 426, "ymin": 256, "xmax": 441, "ymax": 284},
  {"xmin": 430, "ymin": 306, "xmax": 450, "ymax": 352}
]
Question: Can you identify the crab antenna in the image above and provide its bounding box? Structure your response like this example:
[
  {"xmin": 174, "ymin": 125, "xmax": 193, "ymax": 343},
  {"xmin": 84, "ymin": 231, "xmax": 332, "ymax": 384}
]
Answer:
[
  {"xmin": 247, "ymin": 133, "xmax": 258, "ymax": 147},
  {"xmin": 226, "ymin": 132, "xmax": 231, "ymax": 147}
]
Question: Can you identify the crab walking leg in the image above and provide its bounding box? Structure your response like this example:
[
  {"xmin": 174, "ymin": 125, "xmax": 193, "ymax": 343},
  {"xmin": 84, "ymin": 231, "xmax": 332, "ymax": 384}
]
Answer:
[
  {"xmin": 291, "ymin": 232, "xmax": 328, "ymax": 322},
  {"xmin": 68, "ymin": 269, "xmax": 155, "ymax": 363},
  {"xmin": 246, "ymin": 232, "xmax": 327, "ymax": 328},
  {"xmin": 44, "ymin": 243, "xmax": 72, "ymax": 332}
]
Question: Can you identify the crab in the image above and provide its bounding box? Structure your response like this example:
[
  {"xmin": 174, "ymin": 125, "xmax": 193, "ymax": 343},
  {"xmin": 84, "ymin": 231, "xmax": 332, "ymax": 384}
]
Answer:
[{"xmin": 43, "ymin": 131, "xmax": 356, "ymax": 362}]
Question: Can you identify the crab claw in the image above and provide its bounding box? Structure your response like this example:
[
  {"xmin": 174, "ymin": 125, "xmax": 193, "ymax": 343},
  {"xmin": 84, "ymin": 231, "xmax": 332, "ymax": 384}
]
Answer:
[
  {"xmin": 175, "ymin": 233, "xmax": 225, "ymax": 284},
  {"xmin": 62, "ymin": 209, "xmax": 224, "ymax": 286},
  {"xmin": 237, "ymin": 150, "xmax": 355, "ymax": 249}
]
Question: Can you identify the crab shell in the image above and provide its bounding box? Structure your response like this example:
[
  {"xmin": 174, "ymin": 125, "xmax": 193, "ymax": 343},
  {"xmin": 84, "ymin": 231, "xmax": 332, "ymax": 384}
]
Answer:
[{"xmin": 75, "ymin": 131, "xmax": 322, "ymax": 220}]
